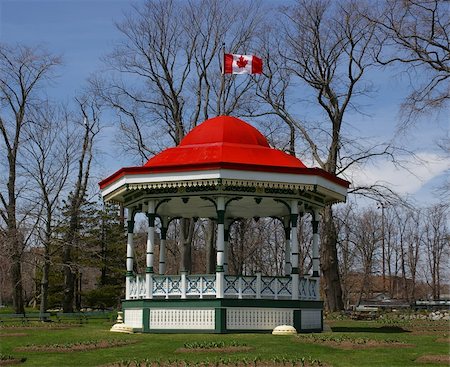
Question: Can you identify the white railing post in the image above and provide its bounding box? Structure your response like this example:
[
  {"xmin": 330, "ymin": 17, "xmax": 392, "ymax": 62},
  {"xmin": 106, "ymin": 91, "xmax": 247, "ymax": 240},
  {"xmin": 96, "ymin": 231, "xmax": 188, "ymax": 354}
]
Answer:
[
  {"xmin": 165, "ymin": 277, "xmax": 169, "ymax": 299},
  {"xmin": 199, "ymin": 276, "xmax": 204, "ymax": 299},
  {"xmin": 181, "ymin": 272, "xmax": 187, "ymax": 299},
  {"xmin": 238, "ymin": 276, "xmax": 243, "ymax": 299},
  {"xmin": 125, "ymin": 208, "xmax": 135, "ymax": 300}
]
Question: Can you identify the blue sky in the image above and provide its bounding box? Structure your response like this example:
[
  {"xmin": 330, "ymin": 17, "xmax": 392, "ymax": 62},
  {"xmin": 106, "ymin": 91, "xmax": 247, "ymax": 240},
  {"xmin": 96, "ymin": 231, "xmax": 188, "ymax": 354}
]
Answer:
[{"xmin": 1, "ymin": 0, "xmax": 448, "ymax": 206}]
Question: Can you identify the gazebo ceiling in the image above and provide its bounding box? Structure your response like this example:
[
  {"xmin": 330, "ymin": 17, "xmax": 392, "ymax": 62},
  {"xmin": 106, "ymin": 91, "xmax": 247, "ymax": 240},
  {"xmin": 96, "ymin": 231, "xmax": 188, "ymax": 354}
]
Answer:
[{"xmin": 99, "ymin": 116, "xmax": 349, "ymax": 214}]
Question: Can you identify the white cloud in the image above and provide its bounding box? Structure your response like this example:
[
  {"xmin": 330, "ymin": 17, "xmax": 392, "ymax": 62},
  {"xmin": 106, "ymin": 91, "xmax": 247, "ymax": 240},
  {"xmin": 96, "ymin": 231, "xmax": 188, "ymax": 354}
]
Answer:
[{"xmin": 349, "ymin": 152, "xmax": 450, "ymax": 195}]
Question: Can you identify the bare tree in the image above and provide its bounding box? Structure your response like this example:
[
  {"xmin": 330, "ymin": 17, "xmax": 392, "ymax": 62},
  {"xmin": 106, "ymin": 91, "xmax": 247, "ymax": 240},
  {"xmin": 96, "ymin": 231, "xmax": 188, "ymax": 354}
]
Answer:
[
  {"xmin": 0, "ymin": 44, "xmax": 60, "ymax": 313},
  {"xmin": 23, "ymin": 103, "xmax": 76, "ymax": 318},
  {"xmin": 255, "ymin": 0, "xmax": 386, "ymax": 311},
  {"xmin": 369, "ymin": 0, "xmax": 450, "ymax": 121},
  {"xmin": 62, "ymin": 97, "xmax": 100, "ymax": 313},
  {"xmin": 94, "ymin": 0, "xmax": 263, "ymax": 162},
  {"xmin": 353, "ymin": 209, "xmax": 381, "ymax": 305},
  {"xmin": 422, "ymin": 203, "xmax": 449, "ymax": 299},
  {"xmin": 336, "ymin": 203, "xmax": 358, "ymax": 308}
]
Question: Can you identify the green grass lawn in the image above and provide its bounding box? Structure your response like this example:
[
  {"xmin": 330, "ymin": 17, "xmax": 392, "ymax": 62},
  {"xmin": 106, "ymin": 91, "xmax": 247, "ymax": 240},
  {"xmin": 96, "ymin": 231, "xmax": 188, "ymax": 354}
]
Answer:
[{"xmin": 0, "ymin": 317, "xmax": 448, "ymax": 367}]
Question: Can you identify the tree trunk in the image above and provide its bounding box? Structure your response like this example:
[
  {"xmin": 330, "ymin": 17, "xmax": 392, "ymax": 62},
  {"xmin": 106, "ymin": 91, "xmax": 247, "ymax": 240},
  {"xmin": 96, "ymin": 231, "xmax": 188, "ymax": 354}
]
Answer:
[
  {"xmin": 180, "ymin": 218, "xmax": 194, "ymax": 273},
  {"xmin": 62, "ymin": 244, "xmax": 74, "ymax": 313},
  {"xmin": 320, "ymin": 205, "xmax": 344, "ymax": 311},
  {"xmin": 205, "ymin": 220, "xmax": 216, "ymax": 274},
  {"xmin": 39, "ymin": 252, "xmax": 50, "ymax": 320},
  {"xmin": 11, "ymin": 245, "xmax": 24, "ymax": 314}
]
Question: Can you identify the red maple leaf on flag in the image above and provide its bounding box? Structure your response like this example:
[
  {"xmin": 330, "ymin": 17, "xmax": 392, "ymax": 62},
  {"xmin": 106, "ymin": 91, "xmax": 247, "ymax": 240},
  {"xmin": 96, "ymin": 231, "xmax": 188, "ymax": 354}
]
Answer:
[{"xmin": 236, "ymin": 55, "xmax": 248, "ymax": 69}]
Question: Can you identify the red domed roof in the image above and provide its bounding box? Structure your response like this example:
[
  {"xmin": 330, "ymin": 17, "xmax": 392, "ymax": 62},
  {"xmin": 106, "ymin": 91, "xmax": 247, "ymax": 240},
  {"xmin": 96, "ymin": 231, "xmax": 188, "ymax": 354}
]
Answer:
[
  {"xmin": 99, "ymin": 115, "xmax": 350, "ymax": 192},
  {"xmin": 179, "ymin": 116, "xmax": 270, "ymax": 147},
  {"xmin": 144, "ymin": 115, "xmax": 306, "ymax": 171}
]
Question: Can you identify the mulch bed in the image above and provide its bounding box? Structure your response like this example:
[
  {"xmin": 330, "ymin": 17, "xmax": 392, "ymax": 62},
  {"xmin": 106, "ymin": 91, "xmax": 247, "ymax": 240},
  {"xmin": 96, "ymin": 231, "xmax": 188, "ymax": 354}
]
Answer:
[
  {"xmin": 15, "ymin": 340, "xmax": 137, "ymax": 353},
  {"xmin": 315, "ymin": 340, "xmax": 413, "ymax": 350},
  {"xmin": 415, "ymin": 355, "xmax": 450, "ymax": 365},
  {"xmin": 0, "ymin": 358, "xmax": 26, "ymax": 366},
  {"xmin": 0, "ymin": 333, "xmax": 27, "ymax": 338},
  {"xmin": 296, "ymin": 335, "xmax": 414, "ymax": 350},
  {"xmin": 435, "ymin": 336, "xmax": 450, "ymax": 343},
  {"xmin": 175, "ymin": 346, "xmax": 254, "ymax": 353},
  {"xmin": 0, "ymin": 324, "xmax": 77, "ymax": 331},
  {"xmin": 104, "ymin": 362, "xmax": 329, "ymax": 367}
]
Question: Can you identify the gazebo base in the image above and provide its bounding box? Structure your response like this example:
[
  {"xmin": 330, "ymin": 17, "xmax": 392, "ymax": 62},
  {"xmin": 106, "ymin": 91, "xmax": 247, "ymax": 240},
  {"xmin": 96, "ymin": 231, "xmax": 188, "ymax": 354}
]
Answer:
[{"xmin": 121, "ymin": 299, "xmax": 323, "ymax": 333}]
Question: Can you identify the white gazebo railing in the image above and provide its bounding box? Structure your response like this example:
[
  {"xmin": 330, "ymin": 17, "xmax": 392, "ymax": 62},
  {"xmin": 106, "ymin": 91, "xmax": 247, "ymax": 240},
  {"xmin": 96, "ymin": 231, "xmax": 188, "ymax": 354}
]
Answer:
[{"xmin": 128, "ymin": 274, "xmax": 318, "ymax": 301}]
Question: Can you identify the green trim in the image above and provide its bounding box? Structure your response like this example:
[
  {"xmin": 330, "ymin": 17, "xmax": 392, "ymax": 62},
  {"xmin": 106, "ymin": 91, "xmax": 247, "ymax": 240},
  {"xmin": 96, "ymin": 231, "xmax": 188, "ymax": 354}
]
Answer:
[
  {"xmin": 143, "ymin": 308, "xmax": 150, "ymax": 332},
  {"xmin": 217, "ymin": 210, "xmax": 225, "ymax": 224},
  {"xmin": 127, "ymin": 220, "xmax": 135, "ymax": 233},
  {"xmin": 321, "ymin": 310, "xmax": 324, "ymax": 331},
  {"xmin": 146, "ymin": 213, "xmax": 156, "ymax": 227},
  {"xmin": 216, "ymin": 265, "xmax": 224, "ymax": 272},
  {"xmin": 146, "ymin": 267, "xmax": 154, "ymax": 273},
  {"xmin": 284, "ymin": 227, "xmax": 291, "ymax": 239},
  {"xmin": 290, "ymin": 214, "xmax": 298, "ymax": 227},
  {"xmin": 160, "ymin": 227, "xmax": 167, "ymax": 240},
  {"xmin": 143, "ymin": 329, "xmax": 218, "ymax": 334},
  {"xmin": 293, "ymin": 309, "xmax": 301, "ymax": 331},
  {"xmin": 121, "ymin": 298, "xmax": 323, "ymax": 309},
  {"xmin": 312, "ymin": 220, "xmax": 319, "ymax": 233},
  {"xmin": 125, "ymin": 271, "xmax": 134, "ymax": 277},
  {"xmin": 291, "ymin": 267, "xmax": 299, "ymax": 274},
  {"xmin": 215, "ymin": 307, "xmax": 226, "ymax": 333}
]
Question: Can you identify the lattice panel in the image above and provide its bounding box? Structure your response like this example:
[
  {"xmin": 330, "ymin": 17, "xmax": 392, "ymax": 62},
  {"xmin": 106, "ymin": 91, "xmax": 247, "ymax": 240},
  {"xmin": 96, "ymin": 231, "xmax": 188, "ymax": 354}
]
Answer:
[
  {"xmin": 226, "ymin": 308, "xmax": 293, "ymax": 330},
  {"xmin": 301, "ymin": 309, "xmax": 321, "ymax": 330},
  {"xmin": 124, "ymin": 309, "xmax": 143, "ymax": 328},
  {"xmin": 129, "ymin": 279, "xmax": 138, "ymax": 298},
  {"xmin": 149, "ymin": 309, "xmax": 215, "ymax": 330},
  {"xmin": 299, "ymin": 278, "xmax": 318, "ymax": 300}
]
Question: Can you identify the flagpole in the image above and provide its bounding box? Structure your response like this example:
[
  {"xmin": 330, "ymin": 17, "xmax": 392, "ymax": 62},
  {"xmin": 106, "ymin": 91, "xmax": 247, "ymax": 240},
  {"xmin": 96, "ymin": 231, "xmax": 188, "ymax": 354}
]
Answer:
[{"xmin": 220, "ymin": 42, "xmax": 225, "ymax": 115}]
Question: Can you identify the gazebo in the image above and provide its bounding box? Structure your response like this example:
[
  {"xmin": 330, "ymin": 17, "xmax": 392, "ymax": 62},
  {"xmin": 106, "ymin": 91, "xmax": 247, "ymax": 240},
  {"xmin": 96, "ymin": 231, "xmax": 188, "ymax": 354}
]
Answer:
[{"xmin": 99, "ymin": 116, "xmax": 349, "ymax": 333}]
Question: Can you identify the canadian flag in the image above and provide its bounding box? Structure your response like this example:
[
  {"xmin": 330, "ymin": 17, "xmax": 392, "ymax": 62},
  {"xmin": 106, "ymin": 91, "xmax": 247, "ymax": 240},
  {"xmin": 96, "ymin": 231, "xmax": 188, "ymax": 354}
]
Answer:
[{"xmin": 223, "ymin": 53, "xmax": 263, "ymax": 74}]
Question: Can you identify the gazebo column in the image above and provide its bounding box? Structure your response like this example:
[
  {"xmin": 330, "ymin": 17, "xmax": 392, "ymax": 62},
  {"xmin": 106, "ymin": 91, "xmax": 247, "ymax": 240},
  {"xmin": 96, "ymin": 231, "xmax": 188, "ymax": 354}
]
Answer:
[
  {"xmin": 159, "ymin": 216, "xmax": 168, "ymax": 275},
  {"xmin": 216, "ymin": 197, "xmax": 225, "ymax": 298},
  {"xmin": 224, "ymin": 220, "xmax": 231, "ymax": 274},
  {"xmin": 283, "ymin": 216, "xmax": 291, "ymax": 276},
  {"xmin": 311, "ymin": 209, "xmax": 320, "ymax": 278},
  {"xmin": 310, "ymin": 209, "xmax": 321, "ymax": 300},
  {"xmin": 125, "ymin": 209, "xmax": 135, "ymax": 300},
  {"xmin": 290, "ymin": 200, "xmax": 299, "ymax": 300},
  {"xmin": 145, "ymin": 201, "xmax": 156, "ymax": 299}
]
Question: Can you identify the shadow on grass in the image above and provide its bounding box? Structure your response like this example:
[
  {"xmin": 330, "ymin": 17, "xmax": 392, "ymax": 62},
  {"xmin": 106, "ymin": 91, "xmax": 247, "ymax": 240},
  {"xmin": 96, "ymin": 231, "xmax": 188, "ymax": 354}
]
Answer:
[{"xmin": 331, "ymin": 326, "xmax": 410, "ymax": 334}]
